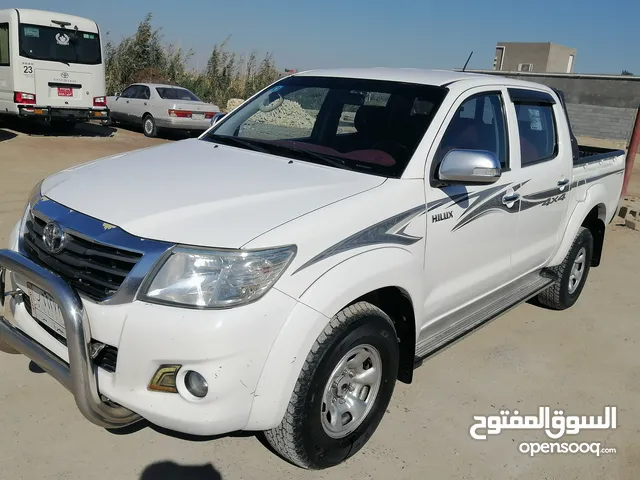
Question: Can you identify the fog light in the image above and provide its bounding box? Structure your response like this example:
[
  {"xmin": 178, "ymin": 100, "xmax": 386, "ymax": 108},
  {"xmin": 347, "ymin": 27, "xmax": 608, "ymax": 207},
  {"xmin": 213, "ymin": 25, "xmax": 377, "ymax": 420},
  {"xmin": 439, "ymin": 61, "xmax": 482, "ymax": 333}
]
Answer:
[
  {"xmin": 148, "ymin": 365, "xmax": 181, "ymax": 393},
  {"xmin": 185, "ymin": 371, "xmax": 208, "ymax": 398}
]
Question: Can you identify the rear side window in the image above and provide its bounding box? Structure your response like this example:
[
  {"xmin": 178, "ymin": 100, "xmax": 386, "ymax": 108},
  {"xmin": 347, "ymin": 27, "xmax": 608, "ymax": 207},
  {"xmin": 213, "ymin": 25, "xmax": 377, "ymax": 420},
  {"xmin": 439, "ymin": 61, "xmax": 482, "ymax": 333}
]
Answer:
[
  {"xmin": 0, "ymin": 23, "xmax": 9, "ymax": 66},
  {"xmin": 515, "ymin": 103, "xmax": 557, "ymax": 166},
  {"xmin": 156, "ymin": 87, "xmax": 201, "ymax": 101},
  {"xmin": 435, "ymin": 93, "xmax": 508, "ymax": 169}
]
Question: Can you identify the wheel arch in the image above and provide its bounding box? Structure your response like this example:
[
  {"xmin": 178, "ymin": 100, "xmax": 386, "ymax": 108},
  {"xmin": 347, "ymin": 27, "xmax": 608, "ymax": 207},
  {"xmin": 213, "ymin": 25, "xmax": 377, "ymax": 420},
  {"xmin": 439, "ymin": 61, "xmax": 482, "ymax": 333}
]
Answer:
[
  {"xmin": 246, "ymin": 247, "xmax": 423, "ymax": 430},
  {"xmin": 549, "ymin": 184, "xmax": 608, "ymax": 268}
]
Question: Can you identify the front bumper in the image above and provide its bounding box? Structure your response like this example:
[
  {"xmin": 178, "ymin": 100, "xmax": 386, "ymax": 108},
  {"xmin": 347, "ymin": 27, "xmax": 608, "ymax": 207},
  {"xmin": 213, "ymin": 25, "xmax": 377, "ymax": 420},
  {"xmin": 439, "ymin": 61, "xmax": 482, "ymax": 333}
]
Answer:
[
  {"xmin": 17, "ymin": 105, "xmax": 109, "ymax": 122},
  {"xmin": 1, "ymin": 247, "xmax": 301, "ymax": 435},
  {"xmin": 0, "ymin": 249, "xmax": 139, "ymax": 429}
]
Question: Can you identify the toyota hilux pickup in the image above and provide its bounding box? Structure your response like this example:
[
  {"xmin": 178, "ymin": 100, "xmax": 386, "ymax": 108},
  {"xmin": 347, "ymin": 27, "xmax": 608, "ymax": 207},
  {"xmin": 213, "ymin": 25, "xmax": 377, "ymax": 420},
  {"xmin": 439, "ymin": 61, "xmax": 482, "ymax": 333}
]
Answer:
[{"xmin": 0, "ymin": 68, "xmax": 626, "ymax": 469}]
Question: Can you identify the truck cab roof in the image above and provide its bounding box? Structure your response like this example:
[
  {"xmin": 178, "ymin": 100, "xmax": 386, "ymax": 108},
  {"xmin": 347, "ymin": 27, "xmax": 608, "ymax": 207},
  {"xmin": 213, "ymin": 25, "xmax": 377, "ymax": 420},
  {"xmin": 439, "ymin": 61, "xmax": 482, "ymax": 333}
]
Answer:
[{"xmin": 293, "ymin": 67, "xmax": 556, "ymax": 92}]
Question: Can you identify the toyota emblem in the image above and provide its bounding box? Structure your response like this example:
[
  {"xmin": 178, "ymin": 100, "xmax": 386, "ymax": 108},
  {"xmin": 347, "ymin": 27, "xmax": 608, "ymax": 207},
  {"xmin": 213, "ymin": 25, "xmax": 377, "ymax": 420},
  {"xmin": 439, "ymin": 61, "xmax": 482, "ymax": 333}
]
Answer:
[
  {"xmin": 61, "ymin": 72, "xmax": 69, "ymax": 78},
  {"xmin": 42, "ymin": 222, "xmax": 66, "ymax": 254}
]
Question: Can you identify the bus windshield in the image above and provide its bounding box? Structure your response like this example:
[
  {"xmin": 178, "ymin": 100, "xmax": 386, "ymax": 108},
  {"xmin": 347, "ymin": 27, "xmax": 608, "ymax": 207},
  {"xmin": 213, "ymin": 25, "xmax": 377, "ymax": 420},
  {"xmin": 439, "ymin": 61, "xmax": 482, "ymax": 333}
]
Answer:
[{"xmin": 19, "ymin": 23, "xmax": 102, "ymax": 65}]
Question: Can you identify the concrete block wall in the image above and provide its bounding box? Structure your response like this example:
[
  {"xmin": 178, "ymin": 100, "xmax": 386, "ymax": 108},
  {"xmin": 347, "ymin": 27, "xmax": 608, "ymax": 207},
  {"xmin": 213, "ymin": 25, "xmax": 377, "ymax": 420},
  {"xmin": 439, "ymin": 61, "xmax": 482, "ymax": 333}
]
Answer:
[
  {"xmin": 565, "ymin": 104, "xmax": 637, "ymax": 141},
  {"xmin": 461, "ymin": 70, "xmax": 639, "ymax": 143}
]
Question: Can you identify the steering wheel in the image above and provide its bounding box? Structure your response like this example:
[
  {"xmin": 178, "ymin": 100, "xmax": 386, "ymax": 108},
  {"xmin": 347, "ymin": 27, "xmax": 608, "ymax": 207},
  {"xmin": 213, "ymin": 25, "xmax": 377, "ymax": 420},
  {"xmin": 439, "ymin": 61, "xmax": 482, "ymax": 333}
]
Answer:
[{"xmin": 258, "ymin": 93, "xmax": 284, "ymax": 113}]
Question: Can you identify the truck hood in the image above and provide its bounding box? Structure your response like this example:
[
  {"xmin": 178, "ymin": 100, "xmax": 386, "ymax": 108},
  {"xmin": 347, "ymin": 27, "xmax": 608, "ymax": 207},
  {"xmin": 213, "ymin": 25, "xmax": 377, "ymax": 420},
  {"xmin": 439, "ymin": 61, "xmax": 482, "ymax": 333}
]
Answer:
[{"xmin": 41, "ymin": 139, "xmax": 385, "ymax": 248}]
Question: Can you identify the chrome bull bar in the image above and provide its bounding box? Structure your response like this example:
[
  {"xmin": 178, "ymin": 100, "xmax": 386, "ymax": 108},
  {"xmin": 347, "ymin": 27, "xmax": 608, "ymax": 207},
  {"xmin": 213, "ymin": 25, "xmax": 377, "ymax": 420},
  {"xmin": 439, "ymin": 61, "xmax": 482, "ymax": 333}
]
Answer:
[{"xmin": 0, "ymin": 248, "xmax": 140, "ymax": 428}]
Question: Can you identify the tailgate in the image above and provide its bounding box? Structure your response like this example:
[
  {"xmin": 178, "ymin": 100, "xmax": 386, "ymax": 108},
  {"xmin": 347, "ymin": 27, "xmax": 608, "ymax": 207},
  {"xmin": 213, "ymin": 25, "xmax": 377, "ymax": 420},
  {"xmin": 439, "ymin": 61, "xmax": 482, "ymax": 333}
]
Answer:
[{"xmin": 34, "ymin": 69, "xmax": 93, "ymax": 108}]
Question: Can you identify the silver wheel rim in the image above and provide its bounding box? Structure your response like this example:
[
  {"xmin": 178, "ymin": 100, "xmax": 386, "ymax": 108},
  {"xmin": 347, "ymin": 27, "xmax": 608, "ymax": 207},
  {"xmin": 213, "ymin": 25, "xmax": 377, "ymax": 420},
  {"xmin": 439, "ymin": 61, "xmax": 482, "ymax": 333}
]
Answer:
[
  {"xmin": 320, "ymin": 344, "xmax": 382, "ymax": 439},
  {"xmin": 568, "ymin": 246, "xmax": 586, "ymax": 294},
  {"xmin": 144, "ymin": 119, "xmax": 153, "ymax": 134}
]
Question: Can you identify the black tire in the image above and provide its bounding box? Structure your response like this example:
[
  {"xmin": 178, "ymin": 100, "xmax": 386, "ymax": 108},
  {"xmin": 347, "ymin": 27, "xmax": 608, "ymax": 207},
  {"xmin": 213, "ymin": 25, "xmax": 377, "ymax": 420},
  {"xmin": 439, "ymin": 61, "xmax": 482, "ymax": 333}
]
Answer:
[
  {"xmin": 264, "ymin": 301, "xmax": 399, "ymax": 469},
  {"xmin": 142, "ymin": 115, "xmax": 157, "ymax": 138},
  {"xmin": 101, "ymin": 117, "xmax": 114, "ymax": 127},
  {"xmin": 537, "ymin": 227, "xmax": 593, "ymax": 310}
]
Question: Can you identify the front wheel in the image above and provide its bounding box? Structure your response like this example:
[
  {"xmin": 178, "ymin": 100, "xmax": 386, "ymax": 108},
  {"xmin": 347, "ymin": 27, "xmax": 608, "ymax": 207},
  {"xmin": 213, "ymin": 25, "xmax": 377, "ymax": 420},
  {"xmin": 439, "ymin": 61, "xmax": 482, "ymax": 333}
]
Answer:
[
  {"xmin": 537, "ymin": 226, "xmax": 593, "ymax": 310},
  {"xmin": 264, "ymin": 302, "xmax": 399, "ymax": 469}
]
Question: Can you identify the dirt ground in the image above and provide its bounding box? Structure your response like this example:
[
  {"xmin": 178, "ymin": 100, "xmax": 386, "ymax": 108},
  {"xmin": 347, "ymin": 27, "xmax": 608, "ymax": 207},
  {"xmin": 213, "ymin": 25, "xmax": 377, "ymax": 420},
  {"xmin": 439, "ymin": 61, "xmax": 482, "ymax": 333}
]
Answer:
[{"xmin": 0, "ymin": 123, "xmax": 639, "ymax": 480}]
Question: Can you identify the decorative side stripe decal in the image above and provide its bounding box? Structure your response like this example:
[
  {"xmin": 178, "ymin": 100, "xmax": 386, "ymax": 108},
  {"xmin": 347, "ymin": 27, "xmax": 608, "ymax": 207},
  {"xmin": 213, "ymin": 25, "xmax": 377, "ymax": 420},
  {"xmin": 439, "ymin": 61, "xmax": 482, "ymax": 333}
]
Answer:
[
  {"xmin": 292, "ymin": 167, "xmax": 624, "ymax": 274},
  {"xmin": 292, "ymin": 205, "xmax": 427, "ymax": 275}
]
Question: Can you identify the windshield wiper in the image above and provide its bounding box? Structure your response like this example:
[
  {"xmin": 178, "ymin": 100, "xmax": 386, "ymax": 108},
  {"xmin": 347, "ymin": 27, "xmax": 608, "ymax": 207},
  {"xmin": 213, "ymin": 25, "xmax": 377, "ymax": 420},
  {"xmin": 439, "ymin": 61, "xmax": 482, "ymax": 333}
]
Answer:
[
  {"xmin": 263, "ymin": 143, "xmax": 354, "ymax": 171},
  {"xmin": 206, "ymin": 134, "xmax": 270, "ymax": 154},
  {"xmin": 206, "ymin": 135, "xmax": 355, "ymax": 171}
]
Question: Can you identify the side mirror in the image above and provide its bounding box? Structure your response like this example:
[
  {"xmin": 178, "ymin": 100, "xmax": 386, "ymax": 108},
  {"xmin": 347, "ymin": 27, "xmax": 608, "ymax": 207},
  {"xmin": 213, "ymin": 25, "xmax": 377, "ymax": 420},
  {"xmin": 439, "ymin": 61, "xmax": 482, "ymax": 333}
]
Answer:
[
  {"xmin": 115, "ymin": 92, "xmax": 120, "ymax": 98},
  {"xmin": 437, "ymin": 149, "xmax": 501, "ymax": 186}
]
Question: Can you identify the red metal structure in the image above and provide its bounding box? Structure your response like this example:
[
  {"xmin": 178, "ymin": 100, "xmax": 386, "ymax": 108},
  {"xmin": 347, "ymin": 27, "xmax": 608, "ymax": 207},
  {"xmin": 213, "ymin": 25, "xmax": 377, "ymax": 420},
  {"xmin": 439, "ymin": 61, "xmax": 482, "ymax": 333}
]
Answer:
[{"xmin": 622, "ymin": 105, "xmax": 640, "ymax": 197}]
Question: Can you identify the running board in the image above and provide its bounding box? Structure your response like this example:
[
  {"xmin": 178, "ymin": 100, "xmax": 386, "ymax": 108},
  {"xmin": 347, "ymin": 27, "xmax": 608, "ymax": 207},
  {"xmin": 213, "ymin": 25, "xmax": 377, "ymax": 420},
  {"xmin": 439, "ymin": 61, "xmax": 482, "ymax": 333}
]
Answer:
[{"xmin": 414, "ymin": 270, "xmax": 556, "ymax": 364}]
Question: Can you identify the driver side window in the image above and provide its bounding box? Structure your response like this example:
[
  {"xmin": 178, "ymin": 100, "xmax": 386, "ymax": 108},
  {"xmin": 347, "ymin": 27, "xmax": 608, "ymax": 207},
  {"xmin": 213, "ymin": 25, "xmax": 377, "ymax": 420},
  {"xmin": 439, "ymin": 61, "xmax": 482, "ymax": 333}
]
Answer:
[
  {"xmin": 121, "ymin": 85, "xmax": 136, "ymax": 98},
  {"xmin": 435, "ymin": 93, "xmax": 508, "ymax": 169}
]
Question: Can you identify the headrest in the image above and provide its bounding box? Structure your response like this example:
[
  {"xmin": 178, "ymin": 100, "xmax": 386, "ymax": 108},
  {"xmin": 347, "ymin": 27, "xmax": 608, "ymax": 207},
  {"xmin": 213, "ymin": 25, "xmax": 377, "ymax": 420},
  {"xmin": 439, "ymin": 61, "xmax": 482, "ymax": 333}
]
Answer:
[{"xmin": 354, "ymin": 106, "xmax": 388, "ymax": 135}]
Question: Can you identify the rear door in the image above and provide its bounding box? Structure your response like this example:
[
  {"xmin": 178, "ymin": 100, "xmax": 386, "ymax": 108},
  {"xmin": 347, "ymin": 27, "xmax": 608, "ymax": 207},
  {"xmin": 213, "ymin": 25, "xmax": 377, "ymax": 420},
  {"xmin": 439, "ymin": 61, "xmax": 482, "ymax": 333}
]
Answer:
[
  {"xmin": 508, "ymin": 88, "xmax": 573, "ymax": 274},
  {"xmin": 19, "ymin": 23, "xmax": 101, "ymax": 109}
]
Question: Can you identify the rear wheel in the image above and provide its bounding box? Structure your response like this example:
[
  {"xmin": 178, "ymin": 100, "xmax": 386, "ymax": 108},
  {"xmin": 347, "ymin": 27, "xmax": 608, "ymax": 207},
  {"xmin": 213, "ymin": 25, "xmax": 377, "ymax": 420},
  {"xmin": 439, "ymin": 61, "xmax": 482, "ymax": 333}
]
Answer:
[
  {"xmin": 538, "ymin": 227, "xmax": 593, "ymax": 310},
  {"xmin": 264, "ymin": 302, "xmax": 399, "ymax": 469},
  {"xmin": 142, "ymin": 115, "xmax": 157, "ymax": 138}
]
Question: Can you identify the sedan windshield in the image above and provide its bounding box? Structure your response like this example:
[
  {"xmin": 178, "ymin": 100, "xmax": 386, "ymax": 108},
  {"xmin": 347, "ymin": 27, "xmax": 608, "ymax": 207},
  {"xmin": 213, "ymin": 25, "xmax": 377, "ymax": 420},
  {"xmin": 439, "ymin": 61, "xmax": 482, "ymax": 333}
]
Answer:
[
  {"xmin": 202, "ymin": 76, "xmax": 448, "ymax": 177},
  {"xmin": 19, "ymin": 24, "xmax": 101, "ymax": 65},
  {"xmin": 156, "ymin": 87, "xmax": 201, "ymax": 101}
]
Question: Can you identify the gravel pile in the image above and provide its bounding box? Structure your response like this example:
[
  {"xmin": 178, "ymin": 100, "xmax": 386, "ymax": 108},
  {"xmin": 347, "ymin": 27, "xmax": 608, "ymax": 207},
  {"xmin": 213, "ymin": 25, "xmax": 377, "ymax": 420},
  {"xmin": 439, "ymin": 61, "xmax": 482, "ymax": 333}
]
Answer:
[
  {"xmin": 226, "ymin": 98, "xmax": 245, "ymax": 112},
  {"xmin": 250, "ymin": 100, "xmax": 316, "ymax": 128}
]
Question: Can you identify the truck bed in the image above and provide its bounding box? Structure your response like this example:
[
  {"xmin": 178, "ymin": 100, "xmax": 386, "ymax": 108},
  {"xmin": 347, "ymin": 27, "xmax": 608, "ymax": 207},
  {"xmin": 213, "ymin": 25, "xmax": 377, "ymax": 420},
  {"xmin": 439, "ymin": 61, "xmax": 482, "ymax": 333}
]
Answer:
[{"xmin": 575, "ymin": 145, "xmax": 626, "ymax": 166}]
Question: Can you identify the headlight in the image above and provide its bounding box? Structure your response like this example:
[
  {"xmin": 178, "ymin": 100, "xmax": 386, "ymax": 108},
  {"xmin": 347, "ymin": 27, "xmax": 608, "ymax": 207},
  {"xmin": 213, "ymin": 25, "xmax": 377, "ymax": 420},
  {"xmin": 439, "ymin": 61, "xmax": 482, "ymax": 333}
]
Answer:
[{"xmin": 139, "ymin": 245, "xmax": 297, "ymax": 308}]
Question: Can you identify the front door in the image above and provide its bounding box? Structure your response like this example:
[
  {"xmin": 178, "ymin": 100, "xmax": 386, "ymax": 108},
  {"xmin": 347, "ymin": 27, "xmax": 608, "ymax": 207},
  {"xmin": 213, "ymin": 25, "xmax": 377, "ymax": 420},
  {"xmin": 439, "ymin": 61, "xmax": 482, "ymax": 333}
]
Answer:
[
  {"xmin": 421, "ymin": 88, "xmax": 520, "ymax": 333},
  {"xmin": 128, "ymin": 84, "xmax": 150, "ymax": 123},
  {"xmin": 111, "ymin": 84, "xmax": 137, "ymax": 122}
]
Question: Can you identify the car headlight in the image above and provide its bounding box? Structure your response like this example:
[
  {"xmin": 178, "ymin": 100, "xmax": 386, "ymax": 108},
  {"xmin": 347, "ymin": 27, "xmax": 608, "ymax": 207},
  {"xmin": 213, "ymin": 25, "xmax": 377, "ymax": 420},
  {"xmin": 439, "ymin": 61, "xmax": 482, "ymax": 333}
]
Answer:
[{"xmin": 139, "ymin": 245, "xmax": 297, "ymax": 308}]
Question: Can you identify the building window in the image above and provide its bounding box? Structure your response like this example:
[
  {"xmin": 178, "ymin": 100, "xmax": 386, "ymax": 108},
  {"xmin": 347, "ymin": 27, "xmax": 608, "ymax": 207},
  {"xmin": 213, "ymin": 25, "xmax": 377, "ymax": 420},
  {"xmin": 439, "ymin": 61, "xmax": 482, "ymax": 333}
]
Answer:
[
  {"xmin": 493, "ymin": 46, "xmax": 505, "ymax": 71},
  {"xmin": 0, "ymin": 23, "xmax": 10, "ymax": 66},
  {"xmin": 567, "ymin": 55, "xmax": 575, "ymax": 73},
  {"xmin": 518, "ymin": 63, "xmax": 533, "ymax": 72}
]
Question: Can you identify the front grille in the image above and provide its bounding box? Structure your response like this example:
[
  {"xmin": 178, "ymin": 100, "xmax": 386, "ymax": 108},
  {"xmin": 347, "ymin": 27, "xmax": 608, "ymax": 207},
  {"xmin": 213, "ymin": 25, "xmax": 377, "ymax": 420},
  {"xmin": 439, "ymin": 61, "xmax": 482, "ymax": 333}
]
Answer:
[{"xmin": 23, "ymin": 215, "xmax": 143, "ymax": 301}]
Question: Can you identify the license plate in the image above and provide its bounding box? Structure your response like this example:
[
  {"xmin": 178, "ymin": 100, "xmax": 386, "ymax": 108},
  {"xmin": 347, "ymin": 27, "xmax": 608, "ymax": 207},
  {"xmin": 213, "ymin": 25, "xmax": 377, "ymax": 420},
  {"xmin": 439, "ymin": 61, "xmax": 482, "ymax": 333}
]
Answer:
[
  {"xmin": 192, "ymin": 113, "xmax": 204, "ymax": 120},
  {"xmin": 58, "ymin": 87, "xmax": 73, "ymax": 97},
  {"xmin": 27, "ymin": 282, "xmax": 66, "ymax": 338}
]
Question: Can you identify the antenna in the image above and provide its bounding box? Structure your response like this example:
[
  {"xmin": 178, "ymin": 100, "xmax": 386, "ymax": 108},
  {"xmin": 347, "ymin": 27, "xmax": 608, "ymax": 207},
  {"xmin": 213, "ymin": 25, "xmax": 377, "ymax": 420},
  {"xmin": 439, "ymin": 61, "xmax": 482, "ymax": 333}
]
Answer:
[{"xmin": 462, "ymin": 51, "xmax": 474, "ymax": 72}]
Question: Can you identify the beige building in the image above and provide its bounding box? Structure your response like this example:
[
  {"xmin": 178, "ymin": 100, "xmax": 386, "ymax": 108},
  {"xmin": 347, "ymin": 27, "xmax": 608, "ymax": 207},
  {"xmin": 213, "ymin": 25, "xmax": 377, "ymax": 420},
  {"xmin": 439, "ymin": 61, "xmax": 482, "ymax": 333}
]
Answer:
[{"xmin": 493, "ymin": 42, "xmax": 577, "ymax": 73}]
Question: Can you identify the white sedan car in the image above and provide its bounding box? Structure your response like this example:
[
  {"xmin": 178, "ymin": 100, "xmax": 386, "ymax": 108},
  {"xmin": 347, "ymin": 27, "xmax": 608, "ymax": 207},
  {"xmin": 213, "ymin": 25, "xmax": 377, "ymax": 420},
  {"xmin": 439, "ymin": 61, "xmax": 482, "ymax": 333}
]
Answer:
[{"xmin": 106, "ymin": 83, "xmax": 220, "ymax": 137}]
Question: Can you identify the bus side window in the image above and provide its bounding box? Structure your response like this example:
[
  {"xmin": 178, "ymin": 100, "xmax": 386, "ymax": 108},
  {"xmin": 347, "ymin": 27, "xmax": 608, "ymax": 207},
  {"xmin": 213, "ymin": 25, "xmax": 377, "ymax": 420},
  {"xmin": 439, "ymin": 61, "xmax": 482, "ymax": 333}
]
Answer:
[{"xmin": 0, "ymin": 23, "xmax": 10, "ymax": 66}]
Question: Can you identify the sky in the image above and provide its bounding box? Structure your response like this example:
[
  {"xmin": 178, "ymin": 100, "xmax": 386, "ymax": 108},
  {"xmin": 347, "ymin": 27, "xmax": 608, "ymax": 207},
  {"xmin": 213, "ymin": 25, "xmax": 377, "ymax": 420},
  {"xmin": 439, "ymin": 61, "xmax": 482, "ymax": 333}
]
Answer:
[{"xmin": 11, "ymin": 0, "xmax": 640, "ymax": 75}]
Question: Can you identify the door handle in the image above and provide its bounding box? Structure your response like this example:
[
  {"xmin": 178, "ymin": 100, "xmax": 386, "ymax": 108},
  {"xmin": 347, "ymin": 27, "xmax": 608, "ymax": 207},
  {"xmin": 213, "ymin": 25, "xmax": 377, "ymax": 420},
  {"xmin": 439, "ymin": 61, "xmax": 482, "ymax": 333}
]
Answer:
[
  {"xmin": 557, "ymin": 178, "xmax": 570, "ymax": 188},
  {"xmin": 144, "ymin": 102, "xmax": 147, "ymax": 105},
  {"xmin": 502, "ymin": 193, "xmax": 520, "ymax": 205}
]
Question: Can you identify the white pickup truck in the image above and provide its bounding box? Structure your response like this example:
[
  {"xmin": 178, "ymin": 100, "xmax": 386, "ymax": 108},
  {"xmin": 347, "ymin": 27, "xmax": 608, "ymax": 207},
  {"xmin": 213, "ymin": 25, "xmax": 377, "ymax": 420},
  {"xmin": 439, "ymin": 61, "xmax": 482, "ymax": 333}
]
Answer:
[{"xmin": 0, "ymin": 69, "xmax": 625, "ymax": 469}]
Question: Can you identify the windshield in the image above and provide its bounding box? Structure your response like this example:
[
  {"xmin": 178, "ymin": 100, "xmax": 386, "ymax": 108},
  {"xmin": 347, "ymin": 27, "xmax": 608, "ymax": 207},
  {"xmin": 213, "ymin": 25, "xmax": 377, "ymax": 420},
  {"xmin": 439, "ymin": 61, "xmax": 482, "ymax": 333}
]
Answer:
[
  {"xmin": 202, "ymin": 76, "xmax": 448, "ymax": 178},
  {"xmin": 156, "ymin": 87, "xmax": 201, "ymax": 101},
  {"xmin": 19, "ymin": 24, "xmax": 101, "ymax": 65}
]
